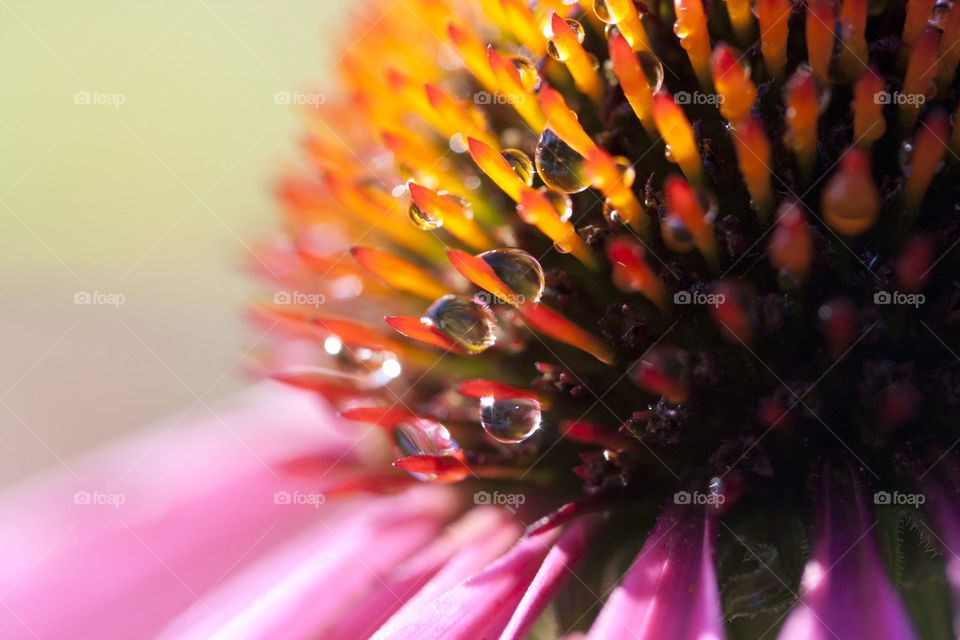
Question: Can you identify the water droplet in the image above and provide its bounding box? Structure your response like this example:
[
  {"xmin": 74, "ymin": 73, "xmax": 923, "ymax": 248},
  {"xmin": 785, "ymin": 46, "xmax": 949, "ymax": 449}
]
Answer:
[
  {"xmin": 440, "ymin": 191, "xmax": 473, "ymax": 218},
  {"xmin": 510, "ymin": 56, "xmax": 541, "ymax": 92},
  {"xmin": 635, "ymin": 52, "xmax": 665, "ymax": 94},
  {"xmin": 547, "ymin": 40, "xmax": 564, "ymax": 62},
  {"xmin": 931, "ymin": 0, "xmax": 953, "ymax": 28},
  {"xmin": 899, "ymin": 140, "xmax": 914, "ymax": 175},
  {"xmin": 542, "ymin": 188, "xmax": 573, "ymax": 222},
  {"xmin": 603, "ymin": 198, "xmax": 622, "ymax": 224},
  {"xmin": 501, "ymin": 148, "xmax": 535, "ymax": 186},
  {"xmin": 664, "ymin": 144, "xmax": 675, "ymax": 162},
  {"xmin": 661, "ymin": 215, "xmax": 695, "ymax": 252},
  {"xmin": 535, "ymin": 128, "xmax": 589, "ymax": 193},
  {"xmin": 613, "ymin": 155, "xmax": 636, "ymax": 188},
  {"xmin": 424, "ymin": 294, "xmax": 497, "ymax": 353},
  {"xmin": 594, "ymin": 0, "xmax": 614, "ymax": 23},
  {"xmin": 394, "ymin": 418, "xmax": 461, "ymax": 481},
  {"xmin": 409, "ymin": 202, "xmax": 443, "ymax": 230},
  {"xmin": 479, "ymin": 248, "xmax": 545, "ymax": 303},
  {"xmin": 480, "ymin": 396, "xmax": 542, "ymax": 443}
]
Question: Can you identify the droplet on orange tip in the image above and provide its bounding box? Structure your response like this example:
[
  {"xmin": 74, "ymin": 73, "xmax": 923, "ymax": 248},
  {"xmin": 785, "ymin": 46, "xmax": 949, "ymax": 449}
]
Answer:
[
  {"xmin": 407, "ymin": 182, "xmax": 493, "ymax": 251},
  {"xmin": 901, "ymin": 28, "xmax": 940, "ymax": 130},
  {"xmin": 710, "ymin": 44, "xmax": 756, "ymax": 123},
  {"xmin": 350, "ymin": 246, "xmax": 448, "ymax": 299},
  {"xmin": 673, "ymin": 0, "xmax": 713, "ymax": 88},
  {"xmin": 896, "ymin": 235, "xmax": 934, "ymax": 293},
  {"xmin": 805, "ymin": 0, "xmax": 834, "ymax": 83},
  {"xmin": 652, "ymin": 92, "xmax": 703, "ymax": 184},
  {"xmin": 756, "ymin": 0, "xmax": 790, "ymax": 80},
  {"xmin": 605, "ymin": 236, "xmax": 668, "ymax": 309},
  {"xmin": 851, "ymin": 69, "xmax": 886, "ymax": 148},
  {"xmin": 730, "ymin": 116, "xmax": 773, "ymax": 217},
  {"xmin": 904, "ymin": 109, "xmax": 949, "ymax": 213},
  {"xmin": 821, "ymin": 149, "xmax": 880, "ymax": 235},
  {"xmin": 467, "ymin": 136, "xmax": 526, "ymax": 202},
  {"xmin": 486, "ymin": 46, "xmax": 546, "ymax": 131},
  {"xmin": 599, "ymin": 0, "xmax": 651, "ymax": 51},
  {"xmin": 768, "ymin": 202, "xmax": 813, "ymax": 283},
  {"xmin": 783, "ymin": 66, "xmax": 819, "ymax": 179},
  {"xmin": 538, "ymin": 84, "xmax": 597, "ymax": 157},
  {"xmin": 445, "ymin": 248, "xmax": 517, "ymax": 304},
  {"xmin": 630, "ymin": 345, "xmax": 689, "ymax": 403},
  {"xmin": 583, "ymin": 147, "xmax": 647, "ymax": 232},
  {"xmin": 608, "ymin": 32, "xmax": 656, "ymax": 135},
  {"xmin": 664, "ymin": 175, "xmax": 718, "ymax": 265},
  {"xmin": 548, "ymin": 13, "xmax": 603, "ymax": 101}
]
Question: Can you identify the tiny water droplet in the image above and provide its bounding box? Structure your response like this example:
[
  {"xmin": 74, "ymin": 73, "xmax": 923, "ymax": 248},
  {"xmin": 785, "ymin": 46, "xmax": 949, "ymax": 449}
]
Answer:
[
  {"xmin": 613, "ymin": 155, "xmax": 636, "ymax": 188},
  {"xmin": 546, "ymin": 40, "xmax": 564, "ymax": 62},
  {"xmin": 510, "ymin": 55, "xmax": 541, "ymax": 92},
  {"xmin": 930, "ymin": 0, "xmax": 953, "ymax": 28},
  {"xmin": 409, "ymin": 202, "xmax": 443, "ymax": 230},
  {"xmin": 394, "ymin": 418, "xmax": 461, "ymax": 481},
  {"xmin": 637, "ymin": 52, "xmax": 665, "ymax": 93},
  {"xmin": 594, "ymin": 0, "xmax": 614, "ymax": 23},
  {"xmin": 501, "ymin": 148, "xmax": 535, "ymax": 186},
  {"xmin": 479, "ymin": 248, "xmax": 546, "ymax": 303},
  {"xmin": 899, "ymin": 140, "xmax": 914, "ymax": 175},
  {"xmin": 424, "ymin": 294, "xmax": 497, "ymax": 353},
  {"xmin": 535, "ymin": 128, "xmax": 589, "ymax": 193},
  {"xmin": 603, "ymin": 198, "xmax": 622, "ymax": 224},
  {"xmin": 480, "ymin": 396, "xmax": 542, "ymax": 443},
  {"xmin": 542, "ymin": 187, "xmax": 573, "ymax": 222}
]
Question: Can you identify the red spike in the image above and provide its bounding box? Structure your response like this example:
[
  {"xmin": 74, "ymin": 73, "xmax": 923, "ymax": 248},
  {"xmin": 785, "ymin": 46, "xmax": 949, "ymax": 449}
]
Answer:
[
  {"xmin": 457, "ymin": 379, "xmax": 540, "ymax": 401},
  {"xmin": 561, "ymin": 420, "xmax": 638, "ymax": 452},
  {"xmin": 393, "ymin": 454, "xmax": 471, "ymax": 482},
  {"xmin": 340, "ymin": 406, "xmax": 418, "ymax": 429}
]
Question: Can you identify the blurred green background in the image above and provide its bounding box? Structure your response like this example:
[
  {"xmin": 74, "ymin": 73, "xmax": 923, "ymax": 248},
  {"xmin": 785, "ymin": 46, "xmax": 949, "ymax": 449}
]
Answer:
[{"xmin": 0, "ymin": 1, "xmax": 346, "ymax": 483}]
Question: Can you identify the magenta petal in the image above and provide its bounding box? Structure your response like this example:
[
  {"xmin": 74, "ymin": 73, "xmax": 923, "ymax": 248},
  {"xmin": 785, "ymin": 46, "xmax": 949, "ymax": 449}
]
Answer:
[
  {"xmin": 585, "ymin": 503, "xmax": 722, "ymax": 640},
  {"xmin": 500, "ymin": 516, "xmax": 598, "ymax": 640},
  {"xmin": 778, "ymin": 463, "xmax": 917, "ymax": 640},
  {"xmin": 323, "ymin": 506, "xmax": 521, "ymax": 640},
  {"xmin": 370, "ymin": 523, "xmax": 569, "ymax": 639},
  {"xmin": 915, "ymin": 457, "xmax": 960, "ymax": 636}
]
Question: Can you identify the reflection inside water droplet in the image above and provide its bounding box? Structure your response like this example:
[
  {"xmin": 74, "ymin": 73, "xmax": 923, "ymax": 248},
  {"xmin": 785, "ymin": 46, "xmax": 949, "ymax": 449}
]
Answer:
[
  {"xmin": 480, "ymin": 396, "xmax": 543, "ymax": 443},
  {"xmin": 535, "ymin": 128, "xmax": 589, "ymax": 193},
  {"xmin": 479, "ymin": 248, "xmax": 546, "ymax": 304},
  {"xmin": 394, "ymin": 418, "xmax": 461, "ymax": 481},
  {"xmin": 424, "ymin": 294, "xmax": 497, "ymax": 353}
]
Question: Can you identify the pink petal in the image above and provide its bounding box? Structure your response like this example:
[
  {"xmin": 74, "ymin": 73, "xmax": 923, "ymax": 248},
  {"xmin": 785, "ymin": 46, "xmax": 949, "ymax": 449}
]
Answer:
[
  {"xmin": 499, "ymin": 516, "xmax": 598, "ymax": 640},
  {"xmin": 370, "ymin": 524, "xmax": 572, "ymax": 639},
  {"xmin": 586, "ymin": 504, "xmax": 722, "ymax": 640},
  {"xmin": 162, "ymin": 485, "xmax": 457, "ymax": 639},
  {"xmin": 322, "ymin": 506, "xmax": 521, "ymax": 640},
  {"xmin": 778, "ymin": 463, "xmax": 917, "ymax": 640},
  {"xmin": 0, "ymin": 384, "xmax": 394, "ymax": 639}
]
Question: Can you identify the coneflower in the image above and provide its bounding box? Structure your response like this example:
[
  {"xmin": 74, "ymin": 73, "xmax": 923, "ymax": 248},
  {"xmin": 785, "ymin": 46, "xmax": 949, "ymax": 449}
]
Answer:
[
  {"xmin": 5, "ymin": 0, "xmax": 960, "ymax": 638},
  {"xmin": 244, "ymin": 0, "xmax": 960, "ymax": 637}
]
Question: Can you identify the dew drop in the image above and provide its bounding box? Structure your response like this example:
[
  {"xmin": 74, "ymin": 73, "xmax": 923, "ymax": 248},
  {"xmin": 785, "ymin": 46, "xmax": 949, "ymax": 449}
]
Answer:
[
  {"xmin": 547, "ymin": 40, "xmax": 564, "ymax": 62},
  {"xmin": 930, "ymin": 0, "xmax": 953, "ymax": 29},
  {"xmin": 542, "ymin": 187, "xmax": 573, "ymax": 222},
  {"xmin": 636, "ymin": 52, "xmax": 665, "ymax": 93},
  {"xmin": 594, "ymin": 0, "xmax": 614, "ymax": 23},
  {"xmin": 394, "ymin": 418, "xmax": 461, "ymax": 481},
  {"xmin": 535, "ymin": 128, "xmax": 590, "ymax": 193},
  {"xmin": 613, "ymin": 155, "xmax": 636, "ymax": 188},
  {"xmin": 480, "ymin": 396, "xmax": 542, "ymax": 443},
  {"xmin": 603, "ymin": 198, "xmax": 622, "ymax": 225},
  {"xmin": 424, "ymin": 294, "xmax": 497, "ymax": 353},
  {"xmin": 409, "ymin": 202, "xmax": 443, "ymax": 230},
  {"xmin": 510, "ymin": 55, "xmax": 541, "ymax": 92},
  {"xmin": 501, "ymin": 148, "xmax": 535, "ymax": 186},
  {"xmin": 479, "ymin": 248, "xmax": 546, "ymax": 303}
]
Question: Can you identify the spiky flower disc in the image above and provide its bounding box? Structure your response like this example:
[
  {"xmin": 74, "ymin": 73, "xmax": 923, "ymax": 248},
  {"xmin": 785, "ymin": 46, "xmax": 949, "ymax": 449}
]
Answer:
[{"xmin": 255, "ymin": 0, "xmax": 960, "ymax": 636}]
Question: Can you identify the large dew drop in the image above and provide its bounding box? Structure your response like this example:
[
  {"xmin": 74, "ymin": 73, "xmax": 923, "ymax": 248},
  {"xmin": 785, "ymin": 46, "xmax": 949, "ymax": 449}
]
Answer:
[
  {"xmin": 424, "ymin": 294, "xmax": 497, "ymax": 353},
  {"xmin": 535, "ymin": 128, "xmax": 590, "ymax": 193},
  {"xmin": 479, "ymin": 396, "xmax": 543, "ymax": 444},
  {"xmin": 478, "ymin": 248, "xmax": 545, "ymax": 304},
  {"xmin": 393, "ymin": 418, "xmax": 461, "ymax": 481}
]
